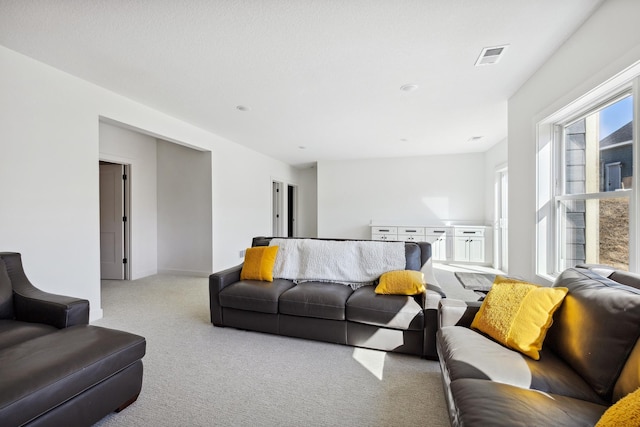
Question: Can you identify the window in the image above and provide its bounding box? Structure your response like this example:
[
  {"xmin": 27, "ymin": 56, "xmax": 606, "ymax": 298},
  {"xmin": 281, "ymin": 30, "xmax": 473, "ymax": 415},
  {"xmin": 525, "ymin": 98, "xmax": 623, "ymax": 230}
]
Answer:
[
  {"xmin": 557, "ymin": 95, "xmax": 633, "ymax": 271},
  {"xmin": 537, "ymin": 65, "xmax": 639, "ymax": 278}
]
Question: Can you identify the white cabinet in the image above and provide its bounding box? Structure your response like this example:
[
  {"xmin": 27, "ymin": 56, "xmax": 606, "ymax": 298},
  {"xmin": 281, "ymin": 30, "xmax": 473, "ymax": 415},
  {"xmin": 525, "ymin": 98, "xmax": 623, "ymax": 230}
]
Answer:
[
  {"xmin": 371, "ymin": 226, "xmax": 397, "ymax": 241},
  {"xmin": 425, "ymin": 227, "xmax": 453, "ymax": 261},
  {"xmin": 453, "ymin": 227, "xmax": 486, "ymax": 263},
  {"xmin": 371, "ymin": 226, "xmax": 427, "ymax": 242},
  {"xmin": 370, "ymin": 223, "xmax": 490, "ymax": 265},
  {"xmin": 397, "ymin": 227, "xmax": 426, "ymax": 242}
]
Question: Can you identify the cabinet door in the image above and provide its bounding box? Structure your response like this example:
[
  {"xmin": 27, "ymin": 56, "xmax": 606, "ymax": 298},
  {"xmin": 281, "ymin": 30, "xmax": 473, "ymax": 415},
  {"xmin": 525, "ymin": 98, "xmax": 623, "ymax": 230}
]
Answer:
[
  {"xmin": 446, "ymin": 236, "xmax": 454, "ymax": 260},
  {"xmin": 372, "ymin": 233, "xmax": 396, "ymax": 241},
  {"xmin": 454, "ymin": 237, "xmax": 469, "ymax": 261},
  {"xmin": 432, "ymin": 237, "xmax": 446, "ymax": 261},
  {"xmin": 468, "ymin": 238, "xmax": 485, "ymax": 263}
]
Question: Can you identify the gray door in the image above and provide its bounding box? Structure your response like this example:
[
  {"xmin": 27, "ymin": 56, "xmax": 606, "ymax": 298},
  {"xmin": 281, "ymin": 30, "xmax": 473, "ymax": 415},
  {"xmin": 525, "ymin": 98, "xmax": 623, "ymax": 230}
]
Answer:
[
  {"xmin": 100, "ymin": 163, "xmax": 125, "ymax": 279},
  {"xmin": 272, "ymin": 181, "xmax": 283, "ymax": 237}
]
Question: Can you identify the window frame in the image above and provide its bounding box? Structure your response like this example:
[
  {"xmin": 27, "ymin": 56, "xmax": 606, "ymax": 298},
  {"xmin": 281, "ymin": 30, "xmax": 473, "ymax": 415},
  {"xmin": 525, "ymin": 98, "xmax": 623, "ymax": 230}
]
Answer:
[{"xmin": 536, "ymin": 65, "xmax": 640, "ymax": 281}]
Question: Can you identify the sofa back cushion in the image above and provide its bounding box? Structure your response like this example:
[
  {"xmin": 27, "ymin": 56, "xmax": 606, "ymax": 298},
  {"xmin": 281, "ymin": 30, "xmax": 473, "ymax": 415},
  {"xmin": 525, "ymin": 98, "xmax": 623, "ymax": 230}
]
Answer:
[
  {"xmin": 404, "ymin": 243, "xmax": 421, "ymax": 271},
  {"xmin": 548, "ymin": 268, "xmax": 640, "ymax": 401},
  {"xmin": 251, "ymin": 237, "xmax": 424, "ymax": 271},
  {"xmin": 0, "ymin": 260, "xmax": 14, "ymax": 319}
]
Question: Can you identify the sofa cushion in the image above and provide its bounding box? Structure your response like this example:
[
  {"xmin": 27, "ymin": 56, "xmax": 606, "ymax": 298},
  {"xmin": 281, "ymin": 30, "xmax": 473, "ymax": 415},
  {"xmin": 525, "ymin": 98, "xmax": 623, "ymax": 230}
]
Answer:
[
  {"xmin": 0, "ymin": 320, "xmax": 57, "ymax": 351},
  {"xmin": 548, "ymin": 268, "xmax": 640, "ymax": 401},
  {"xmin": 219, "ymin": 279, "xmax": 295, "ymax": 314},
  {"xmin": 404, "ymin": 243, "xmax": 421, "ymax": 271},
  {"xmin": 0, "ymin": 260, "xmax": 14, "ymax": 320},
  {"xmin": 470, "ymin": 277, "xmax": 568, "ymax": 360},
  {"xmin": 346, "ymin": 285, "xmax": 424, "ymax": 331},
  {"xmin": 596, "ymin": 386, "xmax": 640, "ymax": 427},
  {"xmin": 0, "ymin": 325, "xmax": 145, "ymax": 426},
  {"xmin": 279, "ymin": 282, "xmax": 353, "ymax": 320},
  {"xmin": 437, "ymin": 326, "xmax": 604, "ymax": 403},
  {"xmin": 240, "ymin": 246, "xmax": 279, "ymax": 282},
  {"xmin": 374, "ymin": 270, "xmax": 425, "ymax": 295},
  {"xmin": 449, "ymin": 378, "xmax": 607, "ymax": 427}
]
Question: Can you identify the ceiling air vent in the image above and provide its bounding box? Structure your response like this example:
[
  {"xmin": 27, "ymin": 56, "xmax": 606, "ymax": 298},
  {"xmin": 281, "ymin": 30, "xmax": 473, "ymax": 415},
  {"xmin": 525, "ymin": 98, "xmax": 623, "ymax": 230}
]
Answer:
[{"xmin": 475, "ymin": 45, "xmax": 509, "ymax": 66}]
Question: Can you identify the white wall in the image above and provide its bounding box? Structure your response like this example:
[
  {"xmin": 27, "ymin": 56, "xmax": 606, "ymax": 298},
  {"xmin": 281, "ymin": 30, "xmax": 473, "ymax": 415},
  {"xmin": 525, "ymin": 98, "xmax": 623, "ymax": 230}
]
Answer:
[
  {"xmin": 484, "ymin": 138, "xmax": 507, "ymax": 225},
  {"xmin": 1, "ymin": 47, "xmax": 104, "ymax": 319},
  {"xmin": 508, "ymin": 0, "xmax": 640, "ymax": 281},
  {"xmin": 296, "ymin": 166, "xmax": 318, "ymax": 238},
  {"xmin": 157, "ymin": 140, "xmax": 212, "ymax": 276},
  {"xmin": 210, "ymin": 141, "xmax": 299, "ymax": 268},
  {"xmin": 317, "ymin": 154, "xmax": 488, "ymax": 239},
  {"xmin": 483, "ymin": 138, "xmax": 508, "ymax": 269},
  {"xmin": 0, "ymin": 45, "xmax": 300, "ymax": 320},
  {"xmin": 99, "ymin": 122, "xmax": 158, "ymax": 279}
]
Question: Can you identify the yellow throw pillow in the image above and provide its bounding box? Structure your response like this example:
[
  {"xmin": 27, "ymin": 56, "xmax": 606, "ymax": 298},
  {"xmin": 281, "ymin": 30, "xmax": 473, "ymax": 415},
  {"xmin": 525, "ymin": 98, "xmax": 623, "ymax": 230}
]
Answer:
[
  {"xmin": 375, "ymin": 270, "xmax": 426, "ymax": 295},
  {"xmin": 470, "ymin": 276, "xmax": 568, "ymax": 360},
  {"xmin": 240, "ymin": 246, "xmax": 279, "ymax": 282},
  {"xmin": 596, "ymin": 387, "xmax": 640, "ymax": 427}
]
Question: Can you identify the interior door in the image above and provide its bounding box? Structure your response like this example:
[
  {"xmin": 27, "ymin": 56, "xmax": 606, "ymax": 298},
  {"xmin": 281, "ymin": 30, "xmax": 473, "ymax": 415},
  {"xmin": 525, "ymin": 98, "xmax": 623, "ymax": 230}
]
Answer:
[
  {"xmin": 272, "ymin": 181, "xmax": 283, "ymax": 237},
  {"xmin": 100, "ymin": 163, "xmax": 124, "ymax": 280},
  {"xmin": 494, "ymin": 167, "xmax": 509, "ymax": 271}
]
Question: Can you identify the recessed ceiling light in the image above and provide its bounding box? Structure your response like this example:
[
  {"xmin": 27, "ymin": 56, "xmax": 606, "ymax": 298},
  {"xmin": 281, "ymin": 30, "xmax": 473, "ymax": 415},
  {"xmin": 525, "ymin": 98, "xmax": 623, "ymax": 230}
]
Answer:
[
  {"xmin": 400, "ymin": 84, "xmax": 419, "ymax": 92},
  {"xmin": 236, "ymin": 105, "xmax": 250, "ymax": 111}
]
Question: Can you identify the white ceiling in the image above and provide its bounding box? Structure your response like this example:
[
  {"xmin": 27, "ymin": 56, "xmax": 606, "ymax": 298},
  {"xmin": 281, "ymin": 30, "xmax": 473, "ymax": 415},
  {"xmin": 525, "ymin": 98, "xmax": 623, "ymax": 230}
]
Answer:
[{"xmin": 0, "ymin": 0, "xmax": 603, "ymax": 167}]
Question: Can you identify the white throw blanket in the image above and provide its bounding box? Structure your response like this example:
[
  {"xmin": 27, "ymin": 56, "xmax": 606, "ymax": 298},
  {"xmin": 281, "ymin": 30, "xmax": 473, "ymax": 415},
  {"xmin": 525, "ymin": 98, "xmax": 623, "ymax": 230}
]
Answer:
[{"xmin": 269, "ymin": 238, "xmax": 406, "ymax": 289}]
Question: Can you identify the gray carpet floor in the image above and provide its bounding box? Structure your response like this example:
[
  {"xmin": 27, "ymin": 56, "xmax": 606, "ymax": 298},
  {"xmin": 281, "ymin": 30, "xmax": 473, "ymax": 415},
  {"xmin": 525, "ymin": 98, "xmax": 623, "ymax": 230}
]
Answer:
[{"xmin": 92, "ymin": 264, "xmax": 494, "ymax": 426}]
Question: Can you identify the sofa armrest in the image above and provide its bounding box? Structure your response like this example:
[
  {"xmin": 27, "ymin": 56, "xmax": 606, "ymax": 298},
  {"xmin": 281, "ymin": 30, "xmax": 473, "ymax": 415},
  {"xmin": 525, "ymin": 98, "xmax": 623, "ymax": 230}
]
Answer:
[
  {"xmin": 422, "ymin": 284, "xmax": 446, "ymax": 359},
  {"xmin": 438, "ymin": 298, "xmax": 482, "ymax": 329},
  {"xmin": 13, "ymin": 288, "xmax": 89, "ymax": 329},
  {"xmin": 1, "ymin": 252, "xmax": 89, "ymax": 328},
  {"xmin": 209, "ymin": 263, "xmax": 243, "ymax": 325}
]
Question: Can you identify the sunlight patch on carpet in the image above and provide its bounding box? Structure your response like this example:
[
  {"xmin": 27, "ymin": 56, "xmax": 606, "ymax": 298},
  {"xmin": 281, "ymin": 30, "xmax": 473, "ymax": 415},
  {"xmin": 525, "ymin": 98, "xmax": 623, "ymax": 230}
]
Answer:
[{"xmin": 352, "ymin": 347, "xmax": 386, "ymax": 380}]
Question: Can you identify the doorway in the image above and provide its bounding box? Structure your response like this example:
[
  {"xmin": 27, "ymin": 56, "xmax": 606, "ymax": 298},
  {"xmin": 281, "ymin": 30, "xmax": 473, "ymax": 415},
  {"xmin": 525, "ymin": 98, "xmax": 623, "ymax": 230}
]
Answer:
[
  {"xmin": 272, "ymin": 181, "xmax": 284, "ymax": 237},
  {"xmin": 494, "ymin": 166, "xmax": 508, "ymax": 272},
  {"xmin": 287, "ymin": 184, "xmax": 297, "ymax": 237},
  {"xmin": 99, "ymin": 161, "xmax": 130, "ymax": 280},
  {"xmin": 272, "ymin": 180, "xmax": 297, "ymax": 238}
]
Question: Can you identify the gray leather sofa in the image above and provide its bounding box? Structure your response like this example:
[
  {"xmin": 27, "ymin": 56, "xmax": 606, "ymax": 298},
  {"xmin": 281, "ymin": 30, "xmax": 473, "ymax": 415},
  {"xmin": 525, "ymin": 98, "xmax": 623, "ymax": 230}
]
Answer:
[
  {"xmin": 209, "ymin": 237, "xmax": 445, "ymax": 358},
  {"xmin": 0, "ymin": 252, "xmax": 146, "ymax": 427},
  {"xmin": 437, "ymin": 266, "xmax": 640, "ymax": 426}
]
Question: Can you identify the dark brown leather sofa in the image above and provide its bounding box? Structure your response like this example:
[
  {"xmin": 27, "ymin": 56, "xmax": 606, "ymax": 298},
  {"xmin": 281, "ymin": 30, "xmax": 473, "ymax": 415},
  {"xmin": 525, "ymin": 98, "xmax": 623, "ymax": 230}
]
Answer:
[
  {"xmin": 0, "ymin": 252, "xmax": 146, "ymax": 427},
  {"xmin": 437, "ymin": 266, "xmax": 640, "ymax": 426},
  {"xmin": 209, "ymin": 237, "xmax": 445, "ymax": 358}
]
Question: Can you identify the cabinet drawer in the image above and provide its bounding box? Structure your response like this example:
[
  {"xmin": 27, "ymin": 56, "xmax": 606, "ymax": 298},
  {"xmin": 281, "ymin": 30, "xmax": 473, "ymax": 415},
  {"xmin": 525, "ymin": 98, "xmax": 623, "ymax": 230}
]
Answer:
[
  {"xmin": 372, "ymin": 233, "xmax": 397, "ymax": 241},
  {"xmin": 455, "ymin": 228, "xmax": 485, "ymax": 237},
  {"xmin": 371, "ymin": 226, "xmax": 397, "ymax": 235},
  {"xmin": 398, "ymin": 227, "xmax": 425, "ymax": 235},
  {"xmin": 425, "ymin": 227, "xmax": 451, "ymax": 236}
]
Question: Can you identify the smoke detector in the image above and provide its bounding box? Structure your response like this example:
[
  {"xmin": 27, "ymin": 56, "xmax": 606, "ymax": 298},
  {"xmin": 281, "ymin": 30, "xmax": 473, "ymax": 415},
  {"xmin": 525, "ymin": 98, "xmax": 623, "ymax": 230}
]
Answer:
[{"xmin": 475, "ymin": 45, "xmax": 509, "ymax": 66}]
